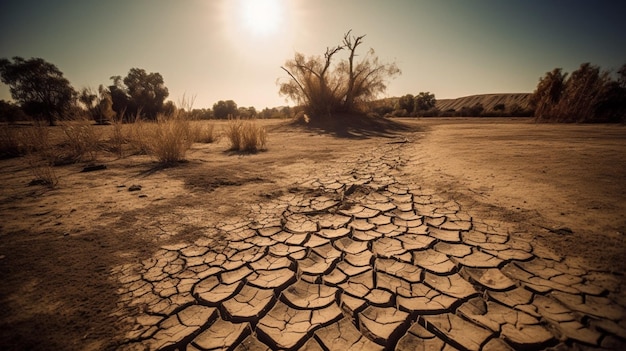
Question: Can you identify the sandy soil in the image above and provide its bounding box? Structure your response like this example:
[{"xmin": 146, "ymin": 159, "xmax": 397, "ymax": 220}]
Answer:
[{"xmin": 0, "ymin": 117, "xmax": 624, "ymax": 350}]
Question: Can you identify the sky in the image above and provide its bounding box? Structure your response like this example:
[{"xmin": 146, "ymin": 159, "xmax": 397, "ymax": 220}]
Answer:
[{"xmin": 1, "ymin": 0, "xmax": 625, "ymax": 110}]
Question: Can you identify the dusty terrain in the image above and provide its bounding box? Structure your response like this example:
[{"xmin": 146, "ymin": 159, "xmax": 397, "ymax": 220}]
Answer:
[{"xmin": 0, "ymin": 117, "xmax": 624, "ymax": 350}]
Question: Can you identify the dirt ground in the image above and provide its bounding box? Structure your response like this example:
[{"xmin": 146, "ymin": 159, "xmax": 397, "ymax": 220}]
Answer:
[{"xmin": 0, "ymin": 117, "xmax": 624, "ymax": 350}]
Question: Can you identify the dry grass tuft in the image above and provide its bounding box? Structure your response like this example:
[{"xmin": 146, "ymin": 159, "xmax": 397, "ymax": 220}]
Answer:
[
  {"xmin": 145, "ymin": 114, "xmax": 194, "ymax": 165},
  {"xmin": 61, "ymin": 120, "xmax": 101, "ymax": 162},
  {"xmin": 191, "ymin": 122, "xmax": 218, "ymax": 144},
  {"xmin": 27, "ymin": 155, "xmax": 58, "ymax": 187},
  {"xmin": 225, "ymin": 118, "xmax": 267, "ymax": 152}
]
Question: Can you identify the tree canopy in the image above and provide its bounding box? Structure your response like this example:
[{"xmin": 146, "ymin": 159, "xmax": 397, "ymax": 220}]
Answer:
[
  {"xmin": 108, "ymin": 68, "xmax": 169, "ymax": 120},
  {"xmin": 0, "ymin": 56, "xmax": 77, "ymax": 125},
  {"xmin": 212, "ymin": 100, "xmax": 238, "ymax": 119},
  {"xmin": 279, "ymin": 30, "xmax": 400, "ymax": 119}
]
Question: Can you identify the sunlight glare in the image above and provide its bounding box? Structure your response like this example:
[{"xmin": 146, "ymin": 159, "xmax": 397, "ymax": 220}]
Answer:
[{"xmin": 239, "ymin": 0, "xmax": 283, "ymax": 37}]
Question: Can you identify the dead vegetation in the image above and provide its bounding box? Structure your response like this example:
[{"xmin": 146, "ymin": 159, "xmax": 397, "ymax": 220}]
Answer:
[{"xmin": 0, "ymin": 114, "xmax": 252, "ymax": 187}]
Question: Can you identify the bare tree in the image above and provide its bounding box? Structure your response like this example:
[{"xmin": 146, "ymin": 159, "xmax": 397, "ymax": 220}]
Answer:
[{"xmin": 279, "ymin": 31, "xmax": 400, "ymax": 118}]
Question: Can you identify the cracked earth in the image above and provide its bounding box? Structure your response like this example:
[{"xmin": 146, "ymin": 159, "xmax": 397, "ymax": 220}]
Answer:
[
  {"xmin": 2, "ymin": 119, "xmax": 625, "ymax": 351},
  {"xmin": 112, "ymin": 137, "xmax": 626, "ymax": 350}
]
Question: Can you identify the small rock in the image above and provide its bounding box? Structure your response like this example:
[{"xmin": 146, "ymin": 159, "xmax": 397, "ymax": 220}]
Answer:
[
  {"xmin": 128, "ymin": 185, "xmax": 142, "ymax": 192},
  {"xmin": 138, "ymin": 194, "xmax": 148, "ymax": 198}
]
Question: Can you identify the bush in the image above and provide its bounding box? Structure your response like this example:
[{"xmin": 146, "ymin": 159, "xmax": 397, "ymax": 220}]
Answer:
[
  {"xmin": 146, "ymin": 114, "xmax": 194, "ymax": 165},
  {"xmin": 225, "ymin": 118, "xmax": 267, "ymax": 152},
  {"xmin": 532, "ymin": 62, "xmax": 626, "ymax": 122}
]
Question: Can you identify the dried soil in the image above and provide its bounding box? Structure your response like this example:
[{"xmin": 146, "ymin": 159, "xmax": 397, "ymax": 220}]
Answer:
[{"xmin": 0, "ymin": 117, "xmax": 624, "ymax": 350}]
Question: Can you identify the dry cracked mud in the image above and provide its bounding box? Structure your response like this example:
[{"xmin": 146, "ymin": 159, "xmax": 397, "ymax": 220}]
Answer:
[{"xmin": 112, "ymin": 139, "xmax": 626, "ymax": 351}]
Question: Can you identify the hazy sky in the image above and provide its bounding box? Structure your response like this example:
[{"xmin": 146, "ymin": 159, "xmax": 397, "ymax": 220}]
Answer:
[{"xmin": 1, "ymin": 0, "xmax": 624, "ymax": 109}]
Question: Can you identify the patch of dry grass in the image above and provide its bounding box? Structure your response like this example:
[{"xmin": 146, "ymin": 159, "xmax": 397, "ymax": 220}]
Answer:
[
  {"xmin": 26, "ymin": 155, "xmax": 58, "ymax": 187},
  {"xmin": 145, "ymin": 114, "xmax": 194, "ymax": 165},
  {"xmin": 126, "ymin": 116, "xmax": 152, "ymax": 155},
  {"xmin": 108, "ymin": 115, "xmax": 127, "ymax": 157},
  {"xmin": 0, "ymin": 123, "xmax": 51, "ymax": 159},
  {"xmin": 0, "ymin": 125, "xmax": 25, "ymax": 158},
  {"xmin": 225, "ymin": 118, "xmax": 267, "ymax": 152},
  {"xmin": 60, "ymin": 120, "xmax": 101, "ymax": 162},
  {"xmin": 191, "ymin": 122, "xmax": 218, "ymax": 144}
]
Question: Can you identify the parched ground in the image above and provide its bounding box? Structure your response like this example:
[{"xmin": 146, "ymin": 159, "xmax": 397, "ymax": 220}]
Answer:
[{"xmin": 0, "ymin": 118, "xmax": 625, "ymax": 350}]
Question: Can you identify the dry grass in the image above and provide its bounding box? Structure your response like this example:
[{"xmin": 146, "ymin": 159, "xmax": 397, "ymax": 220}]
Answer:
[
  {"xmin": 191, "ymin": 122, "xmax": 218, "ymax": 144},
  {"xmin": 225, "ymin": 118, "xmax": 267, "ymax": 152},
  {"xmin": 126, "ymin": 117, "xmax": 152, "ymax": 155},
  {"xmin": 144, "ymin": 114, "xmax": 194, "ymax": 165},
  {"xmin": 26, "ymin": 155, "xmax": 58, "ymax": 187},
  {"xmin": 0, "ymin": 125, "xmax": 25, "ymax": 158},
  {"xmin": 60, "ymin": 120, "xmax": 101, "ymax": 162},
  {"xmin": 1, "ymin": 123, "xmax": 51, "ymax": 158},
  {"xmin": 109, "ymin": 115, "xmax": 126, "ymax": 157}
]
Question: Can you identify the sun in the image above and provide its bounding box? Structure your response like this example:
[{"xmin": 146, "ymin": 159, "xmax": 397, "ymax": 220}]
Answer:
[{"xmin": 239, "ymin": 0, "xmax": 284, "ymax": 37}]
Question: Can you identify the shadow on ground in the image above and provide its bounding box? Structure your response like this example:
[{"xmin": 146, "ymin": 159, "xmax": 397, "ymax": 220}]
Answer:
[{"xmin": 283, "ymin": 113, "xmax": 417, "ymax": 138}]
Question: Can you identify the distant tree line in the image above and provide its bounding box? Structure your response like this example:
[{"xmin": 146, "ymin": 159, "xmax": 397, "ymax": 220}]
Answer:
[{"xmin": 0, "ymin": 56, "xmax": 293, "ymax": 125}]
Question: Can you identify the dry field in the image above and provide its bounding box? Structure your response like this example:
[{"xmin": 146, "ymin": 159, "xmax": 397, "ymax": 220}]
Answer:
[{"xmin": 0, "ymin": 117, "xmax": 624, "ymax": 350}]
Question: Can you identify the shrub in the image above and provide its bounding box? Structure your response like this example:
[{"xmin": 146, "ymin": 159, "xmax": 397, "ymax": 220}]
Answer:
[
  {"xmin": 145, "ymin": 114, "xmax": 194, "ymax": 165},
  {"xmin": 279, "ymin": 31, "xmax": 400, "ymax": 119},
  {"xmin": 225, "ymin": 118, "xmax": 267, "ymax": 152}
]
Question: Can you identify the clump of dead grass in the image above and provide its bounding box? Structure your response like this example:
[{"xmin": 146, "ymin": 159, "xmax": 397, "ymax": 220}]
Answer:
[
  {"xmin": 145, "ymin": 113, "xmax": 194, "ymax": 165},
  {"xmin": 225, "ymin": 118, "xmax": 267, "ymax": 152},
  {"xmin": 60, "ymin": 119, "xmax": 101, "ymax": 162},
  {"xmin": 191, "ymin": 122, "xmax": 218, "ymax": 144},
  {"xmin": 26, "ymin": 155, "xmax": 58, "ymax": 187}
]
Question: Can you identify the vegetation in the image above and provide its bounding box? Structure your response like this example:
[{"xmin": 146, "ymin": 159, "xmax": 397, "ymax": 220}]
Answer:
[
  {"xmin": 146, "ymin": 115, "xmax": 194, "ymax": 165},
  {"xmin": 78, "ymin": 85, "xmax": 115, "ymax": 125},
  {"xmin": 0, "ymin": 100, "xmax": 28, "ymax": 123},
  {"xmin": 531, "ymin": 62, "xmax": 626, "ymax": 123},
  {"xmin": 109, "ymin": 68, "xmax": 170, "ymax": 121},
  {"xmin": 279, "ymin": 30, "xmax": 400, "ymax": 119},
  {"xmin": 213, "ymin": 100, "xmax": 238, "ymax": 119},
  {"xmin": 225, "ymin": 118, "xmax": 267, "ymax": 152},
  {"xmin": 395, "ymin": 92, "xmax": 437, "ymax": 116},
  {"xmin": 0, "ymin": 57, "xmax": 77, "ymax": 125}
]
